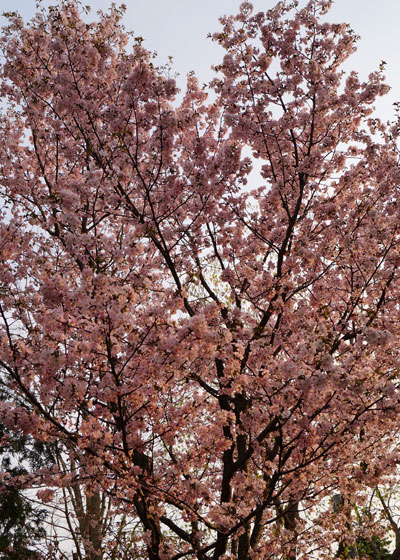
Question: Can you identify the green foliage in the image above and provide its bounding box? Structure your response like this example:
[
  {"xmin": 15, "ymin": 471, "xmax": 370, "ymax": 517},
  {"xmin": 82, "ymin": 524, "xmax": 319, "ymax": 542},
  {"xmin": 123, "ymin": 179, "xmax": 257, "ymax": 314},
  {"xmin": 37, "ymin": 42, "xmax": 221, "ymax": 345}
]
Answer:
[
  {"xmin": 0, "ymin": 398, "xmax": 49, "ymax": 558},
  {"xmin": 0, "ymin": 485, "xmax": 46, "ymax": 559},
  {"xmin": 338, "ymin": 535, "xmax": 391, "ymax": 559},
  {"xmin": 356, "ymin": 535, "xmax": 391, "ymax": 560}
]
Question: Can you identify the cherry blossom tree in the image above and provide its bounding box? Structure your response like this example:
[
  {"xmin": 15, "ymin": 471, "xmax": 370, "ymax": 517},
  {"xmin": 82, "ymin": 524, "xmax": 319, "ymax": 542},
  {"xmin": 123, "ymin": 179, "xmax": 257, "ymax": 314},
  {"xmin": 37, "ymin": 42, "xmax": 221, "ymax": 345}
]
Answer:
[{"xmin": 1, "ymin": 1, "xmax": 400, "ymax": 558}]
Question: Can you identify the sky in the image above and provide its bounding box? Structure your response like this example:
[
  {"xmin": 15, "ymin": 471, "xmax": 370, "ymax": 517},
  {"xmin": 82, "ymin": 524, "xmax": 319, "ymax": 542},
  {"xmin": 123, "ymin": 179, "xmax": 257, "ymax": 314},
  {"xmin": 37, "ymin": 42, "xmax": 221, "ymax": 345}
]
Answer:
[{"xmin": 0, "ymin": 0, "xmax": 399, "ymax": 122}]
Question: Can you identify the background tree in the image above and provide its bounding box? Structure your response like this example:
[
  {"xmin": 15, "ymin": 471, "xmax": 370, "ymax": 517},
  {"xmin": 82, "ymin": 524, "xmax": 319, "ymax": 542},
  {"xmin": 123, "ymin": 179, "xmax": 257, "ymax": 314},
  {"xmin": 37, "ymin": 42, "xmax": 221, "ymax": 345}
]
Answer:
[
  {"xmin": 0, "ymin": 380, "xmax": 140, "ymax": 559},
  {"xmin": 0, "ymin": 486, "xmax": 45, "ymax": 559},
  {"xmin": 0, "ymin": 393, "xmax": 47, "ymax": 559},
  {"xmin": 0, "ymin": 1, "xmax": 400, "ymax": 559},
  {"xmin": 332, "ymin": 492, "xmax": 392, "ymax": 559}
]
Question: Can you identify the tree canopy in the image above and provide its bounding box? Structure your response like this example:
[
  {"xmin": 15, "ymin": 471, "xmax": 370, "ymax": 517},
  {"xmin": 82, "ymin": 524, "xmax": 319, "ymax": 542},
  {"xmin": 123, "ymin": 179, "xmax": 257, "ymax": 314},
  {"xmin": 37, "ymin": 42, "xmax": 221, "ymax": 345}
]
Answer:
[{"xmin": 0, "ymin": 1, "xmax": 400, "ymax": 558}]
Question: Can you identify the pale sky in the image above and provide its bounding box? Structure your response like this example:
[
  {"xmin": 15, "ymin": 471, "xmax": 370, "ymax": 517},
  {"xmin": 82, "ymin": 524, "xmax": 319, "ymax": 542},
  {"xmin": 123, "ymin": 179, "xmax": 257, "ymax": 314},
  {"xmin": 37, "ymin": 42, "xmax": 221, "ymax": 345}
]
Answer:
[{"xmin": 1, "ymin": 0, "xmax": 399, "ymax": 121}]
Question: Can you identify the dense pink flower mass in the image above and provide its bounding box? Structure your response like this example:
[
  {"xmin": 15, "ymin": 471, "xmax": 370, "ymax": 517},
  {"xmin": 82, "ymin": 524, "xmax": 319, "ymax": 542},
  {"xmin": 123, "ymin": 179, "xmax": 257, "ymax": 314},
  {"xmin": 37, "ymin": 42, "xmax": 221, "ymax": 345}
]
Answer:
[{"xmin": 1, "ymin": 1, "xmax": 400, "ymax": 558}]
